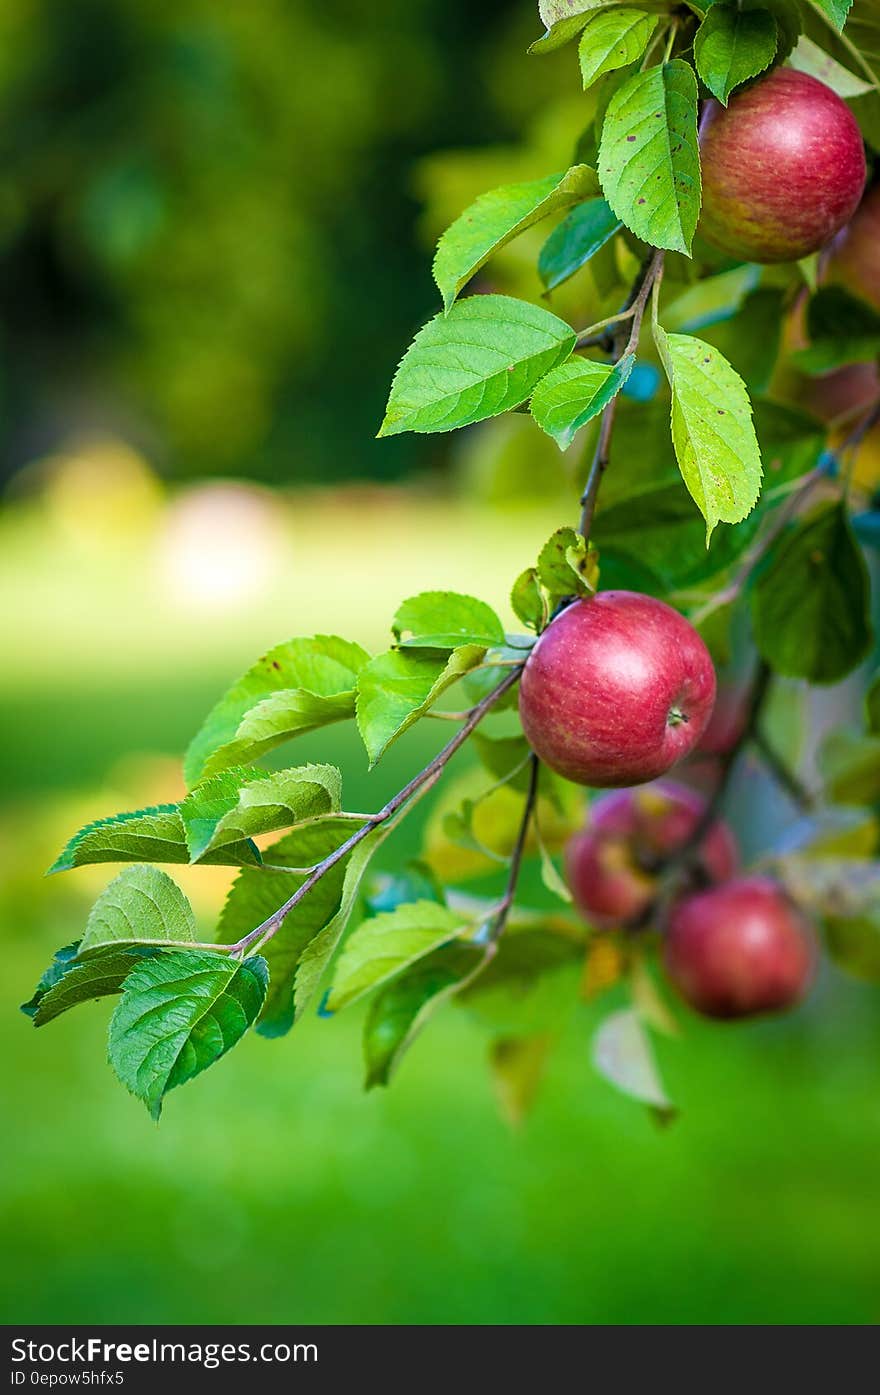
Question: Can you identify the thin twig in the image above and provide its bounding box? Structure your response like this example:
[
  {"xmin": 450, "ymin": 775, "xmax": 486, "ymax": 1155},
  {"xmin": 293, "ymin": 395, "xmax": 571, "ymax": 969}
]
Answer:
[
  {"xmin": 487, "ymin": 754, "xmax": 540, "ymax": 943},
  {"xmin": 579, "ymin": 250, "xmax": 665, "ymax": 539},
  {"xmin": 574, "ymin": 306, "xmax": 636, "ymax": 347},
  {"xmin": 752, "ymin": 730, "xmax": 817, "ymax": 812},
  {"xmin": 224, "ymin": 666, "xmax": 523, "ymax": 955}
]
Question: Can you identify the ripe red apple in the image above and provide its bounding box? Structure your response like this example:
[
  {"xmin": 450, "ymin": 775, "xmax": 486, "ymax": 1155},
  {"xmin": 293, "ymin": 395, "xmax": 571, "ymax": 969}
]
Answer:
[
  {"xmin": 518, "ymin": 593, "xmax": 716, "ymax": 786},
  {"xmin": 663, "ymin": 875, "xmax": 816, "ymax": 1020},
  {"xmin": 828, "ymin": 184, "xmax": 880, "ymax": 311},
  {"xmin": 699, "ymin": 69, "xmax": 866, "ymax": 264},
  {"xmin": 565, "ymin": 781, "xmax": 738, "ymax": 927}
]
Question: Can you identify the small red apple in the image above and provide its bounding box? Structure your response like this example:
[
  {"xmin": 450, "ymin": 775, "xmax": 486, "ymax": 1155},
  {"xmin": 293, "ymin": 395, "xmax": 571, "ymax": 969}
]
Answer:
[
  {"xmin": 518, "ymin": 592, "xmax": 716, "ymax": 787},
  {"xmin": 699, "ymin": 69, "xmax": 866, "ymax": 264},
  {"xmin": 828, "ymin": 183, "xmax": 880, "ymax": 311},
  {"xmin": 663, "ymin": 875, "xmax": 816, "ymax": 1020},
  {"xmin": 565, "ymin": 781, "xmax": 738, "ymax": 927}
]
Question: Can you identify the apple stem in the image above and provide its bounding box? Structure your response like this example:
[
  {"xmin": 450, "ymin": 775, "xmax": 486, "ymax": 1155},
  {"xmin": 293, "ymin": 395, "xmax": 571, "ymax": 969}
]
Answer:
[{"xmin": 579, "ymin": 250, "xmax": 666, "ymax": 541}]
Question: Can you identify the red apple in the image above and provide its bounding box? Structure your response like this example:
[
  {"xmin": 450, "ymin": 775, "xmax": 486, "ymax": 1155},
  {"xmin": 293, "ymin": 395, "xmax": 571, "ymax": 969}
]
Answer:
[
  {"xmin": 518, "ymin": 592, "xmax": 716, "ymax": 787},
  {"xmin": 565, "ymin": 781, "xmax": 738, "ymax": 927},
  {"xmin": 828, "ymin": 184, "xmax": 880, "ymax": 311},
  {"xmin": 699, "ymin": 69, "xmax": 866, "ymax": 264},
  {"xmin": 663, "ymin": 875, "xmax": 816, "ymax": 1019}
]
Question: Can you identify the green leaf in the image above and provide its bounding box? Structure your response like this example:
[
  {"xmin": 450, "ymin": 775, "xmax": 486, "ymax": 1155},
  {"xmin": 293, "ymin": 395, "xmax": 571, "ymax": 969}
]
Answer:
[
  {"xmin": 694, "ymin": 4, "xmax": 778, "ymax": 104},
  {"xmin": 591, "ymin": 475, "xmax": 754, "ymax": 590},
  {"xmin": 538, "ymin": 198, "xmax": 622, "ymax": 292},
  {"xmin": 471, "ymin": 731, "xmax": 532, "ymax": 790},
  {"xmin": 578, "ymin": 9, "xmax": 657, "ymax": 89},
  {"xmin": 364, "ymin": 861, "xmax": 446, "ymax": 917},
  {"xmin": 184, "ymin": 635, "xmax": 369, "ymax": 785},
  {"xmin": 530, "ymin": 353, "xmax": 635, "ymax": 450},
  {"xmin": 180, "ymin": 764, "xmax": 341, "ymax": 861},
  {"xmin": 490, "ymin": 1035, "xmax": 554, "ymax": 1125},
  {"xmin": 378, "ymin": 295, "xmax": 577, "ymax": 437},
  {"xmin": 598, "ymin": 61, "xmax": 701, "ymax": 256},
  {"xmin": 217, "ymin": 819, "xmax": 359, "ymax": 1037},
  {"xmin": 356, "ymin": 645, "xmax": 485, "ymax": 766},
  {"xmin": 433, "ymin": 166, "xmax": 600, "ymax": 311},
  {"xmin": 108, "ymin": 951, "xmax": 267, "ymax": 1119},
  {"xmin": 25, "ymin": 947, "xmax": 156, "ymax": 1028},
  {"xmin": 510, "ymin": 567, "xmax": 548, "ymax": 632},
  {"xmin": 793, "ymin": 287, "xmax": 880, "ymax": 375},
  {"xmin": 49, "ymin": 804, "xmax": 261, "ymax": 874},
  {"xmin": 537, "ymin": 526, "xmax": 599, "ymax": 603},
  {"xmin": 789, "ymin": 34, "xmax": 873, "ymax": 94},
  {"xmin": 812, "ymin": 0, "xmax": 854, "ymax": 32},
  {"xmin": 820, "ymin": 728, "xmax": 880, "ymax": 805},
  {"xmin": 21, "ymin": 941, "xmax": 81, "ymax": 1018},
  {"xmin": 327, "ymin": 900, "xmax": 469, "ymax": 1012},
  {"xmin": 592, "ymin": 1007, "xmax": 675, "ymax": 1116},
  {"xmin": 392, "ymin": 592, "xmax": 504, "ymax": 649},
  {"xmin": 531, "ymin": 0, "xmax": 605, "ymax": 53},
  {"xmin": 79, "ymin": 866, "xmax": 197, "ymax": 955},
  {"xmin": 662, "ymin": 264, "xmax": 761, "ymax": 333},
  {"xmin": 460, "ymin": 646, "xmax": 525, "ymax": 712},
  {"xmin": 459, "ymin": 926, "xmax": 584, "ymax": 1034},
  {"xmin": 364, "ymin": 944, "xmax": 486, "ymax": 1088},
  {"xmin": 293, "ymin": 820, "xmax": 397, "ymax": 1020},
  {"xmin": 751, "ymin": 502, "xmax": 873, "ymax": 683},
  {"xmin": 654, "ymin": 326, "xmax": 763, "ymax": 541}
]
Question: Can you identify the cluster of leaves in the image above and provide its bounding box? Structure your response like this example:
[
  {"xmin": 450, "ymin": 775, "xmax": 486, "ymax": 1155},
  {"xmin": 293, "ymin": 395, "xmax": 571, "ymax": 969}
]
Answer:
[{"xmin": 22, "ymin": 0, "xmax": 880, "ymax": 1121}]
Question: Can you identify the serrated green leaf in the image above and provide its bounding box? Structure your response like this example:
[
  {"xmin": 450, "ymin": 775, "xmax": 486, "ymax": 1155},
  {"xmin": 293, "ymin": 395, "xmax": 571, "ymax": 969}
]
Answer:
[
  {"xmin": 392, "ymin": 591, "xmax": 505, "ymax": 650},
  {"xmin": 812, "ymin": 0, "xmax": 854, "ymax": 32},
  {"xmin": 79, "ymin": 866, "xmax": 197, "ymax": 955},
  {"xmin": 179, "ymin": 764, "xmax": 341, "ymax": 861},
  {"xmin": 356, "ymin": 645, "xmax": 485, "ymax": 766},
  {"xmin": 819, "ymin": 728, "xmax": 880, "ymax": 805},
  {"xmin": 531, "ymin": 0, "xmax": 606, "ymax": 52},
  {"xmin": 654, "ymin": 326, "xmax": 763, "ymax": 541},
  {"xmin": 751, "ymin": 502, "xmax": 873, "ymax": 683},
  {"xmin": 537, "ymin": 526, "xmax": 598, "ymax": 603},
  {"xmin": 459, "ymin": 925, "xmax": 584, "ymax": 1035},
  {"xmin": 531, "ymin": 352, "xmax": 635, "ymax": 450},
  {"xmin": 433, "ymin": 166, "xmax": 600, "ymax": 311},
  {"xmin": 26, "ymin": 947, "xmax": 157, "ymax": 1027},
  {"xmin": 217, "ymin": 819, "xmax": 358, "ymax": 1037},
  {"xmin": 364, "ymin": 943, "xmax": 486, "ymax": 1088},
  {"xmin": 598, "ymin": 61, "xmax": 701, "ymax": 256},
  {"xmin": 592, "ymin": 1007, "xmax": 675, "ymax": 1115},
  {"xmin": 378, "ymin": 295, "xmax": 577, "ymax": 437},
  {"xmin": 183, "ymin": 635, "xmax": 369, "ymax": 786},
  {"xmin": 538, "ymin": 197, "xmax": 622, "ymax": 291},
  {"xmin": 579, "ymin": 9, "xmax": 657, "ymax": 89},
  {"xmin": 328, "ymin": 900, "xmax": 469, "ymax": 1012},
  {"xmin": 789, "ymin": 33, "xmax": 872, "ymax": 94},
  {"xmin": 108, "ymin": 951, "xmax": 267, "ymax": 1118},
  {"xmin": 21, "ymin": 941, "xmax": 81, "ymax": 1018},
  {"xmin": 694, "ymin": 4, "xmax": 778, "ymax": 104},
  {"xmin": 49, "ymin": 804, "xmax": 261, "ymax": 874},
  {"xmin": 510, "ymin": 567, "xmax": 547, "ymax": 632}
]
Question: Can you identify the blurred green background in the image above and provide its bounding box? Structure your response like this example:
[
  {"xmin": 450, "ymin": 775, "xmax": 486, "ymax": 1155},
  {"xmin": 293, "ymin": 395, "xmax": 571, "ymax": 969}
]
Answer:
[{"xmin": 2, "ymin": 0, "xmax": 880, "ymax": 1328}]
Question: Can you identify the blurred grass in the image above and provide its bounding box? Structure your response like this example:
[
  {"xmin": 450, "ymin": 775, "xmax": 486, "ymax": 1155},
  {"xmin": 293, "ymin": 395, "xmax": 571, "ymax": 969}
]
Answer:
[{"xmin": 3, "ymin": 485, "xmax": 880, "ymax": 1325}]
